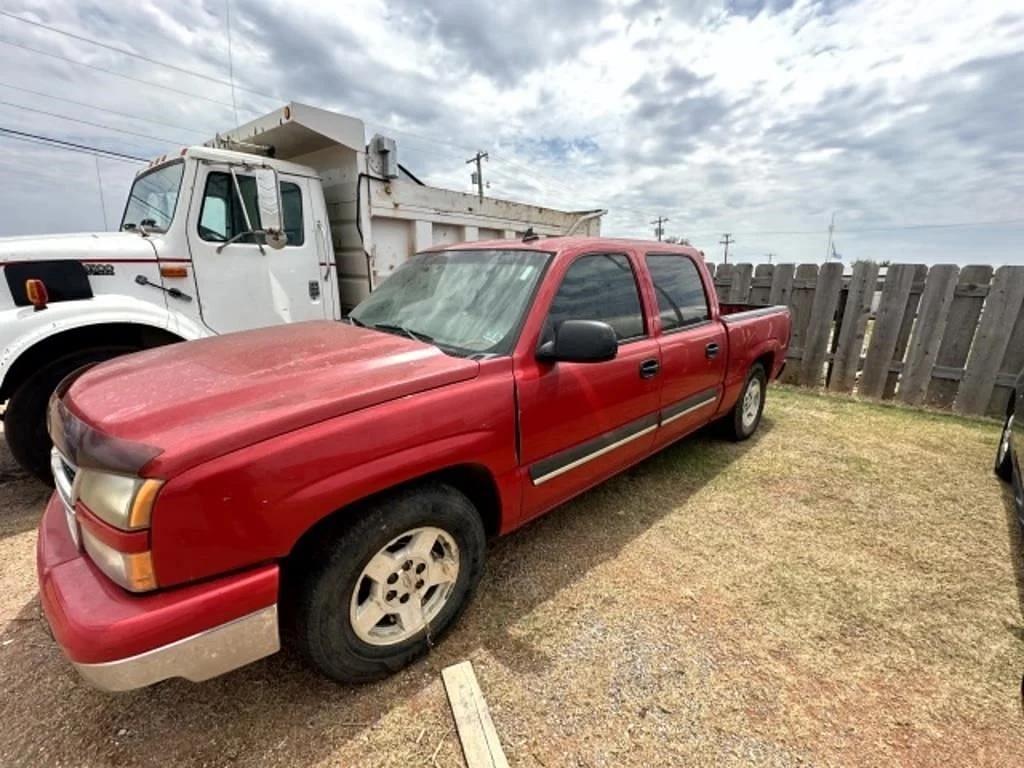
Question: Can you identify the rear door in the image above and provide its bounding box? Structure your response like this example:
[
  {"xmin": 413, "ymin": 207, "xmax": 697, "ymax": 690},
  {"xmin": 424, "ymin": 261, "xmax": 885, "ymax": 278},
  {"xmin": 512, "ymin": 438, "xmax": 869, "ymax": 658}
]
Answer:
[
  {"xmin": 645, "ymin": 252, "xmax": 726, "ymax": 447},
  {"xmin": 516, "ymin": 251, "xmax": 662, "ymax": 518},
  {"xmin": 186, "ymin": 165, "xmax": 327, "ymax": 334}
]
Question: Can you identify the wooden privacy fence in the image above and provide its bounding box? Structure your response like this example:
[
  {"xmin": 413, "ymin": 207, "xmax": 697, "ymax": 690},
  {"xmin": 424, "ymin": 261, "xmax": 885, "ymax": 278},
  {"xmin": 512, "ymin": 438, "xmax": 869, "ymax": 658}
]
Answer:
[{"xmin": 707, "ymin": 262, "xmax": 1024, "ymax": 418}]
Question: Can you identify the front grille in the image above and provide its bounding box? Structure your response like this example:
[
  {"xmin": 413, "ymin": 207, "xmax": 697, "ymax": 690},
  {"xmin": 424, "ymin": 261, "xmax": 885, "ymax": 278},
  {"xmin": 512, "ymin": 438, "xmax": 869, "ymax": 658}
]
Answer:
[
  {"xmin": 60, "ymin": 458, "xmax": 77, "ymax": 485},
  {"xmin": 50, "ymin": 449, "xmax": 81, "ymax": 550},
  {"xmin": 50, "ymin": 448, "xmax": 77, "ymax": 511}
]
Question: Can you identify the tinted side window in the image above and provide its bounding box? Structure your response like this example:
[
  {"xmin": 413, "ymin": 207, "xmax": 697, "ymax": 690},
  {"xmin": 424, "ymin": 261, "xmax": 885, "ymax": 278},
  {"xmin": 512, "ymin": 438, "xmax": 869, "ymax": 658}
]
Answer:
[
  {"xmin": 645, "ymin": 254, "xmax": 709, "ymax": 331},
  {"xmin": 548, "ymin": 254, "xmax": 645, "ymax": 341},
  {"xmin": 198, "ymin": 173, "xmax": 304, "ymax": 246}
]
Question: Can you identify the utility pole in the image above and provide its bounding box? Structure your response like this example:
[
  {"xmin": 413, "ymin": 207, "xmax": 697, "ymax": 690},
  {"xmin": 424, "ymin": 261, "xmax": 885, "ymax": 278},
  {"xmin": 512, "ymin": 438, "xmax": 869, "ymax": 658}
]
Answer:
[
  {"xmin": 720, "ymin": 233, "xmax": 734, "ymax": 263},
  {"xmin": 766, "ymin": 252, "xmax": 774, "ymax": 264},
  {"xmin": 466, "ymin": 151, "xmax": 488, "ymax": 201},
  {"xmin": 651, "ymin": 216, "xmax": 669, "ymax": 241}
]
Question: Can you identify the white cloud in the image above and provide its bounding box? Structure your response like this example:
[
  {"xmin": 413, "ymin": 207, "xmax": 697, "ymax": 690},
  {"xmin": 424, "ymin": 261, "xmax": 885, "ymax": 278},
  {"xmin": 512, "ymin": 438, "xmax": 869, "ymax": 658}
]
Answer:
[{"xmin": 0, "ymin": 0, "xmax": 1022, "ymax": 264}]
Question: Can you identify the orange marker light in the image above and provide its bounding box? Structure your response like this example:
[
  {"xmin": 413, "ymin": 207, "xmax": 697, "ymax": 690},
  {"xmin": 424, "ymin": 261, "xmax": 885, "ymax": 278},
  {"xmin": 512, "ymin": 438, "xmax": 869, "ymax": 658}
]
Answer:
[
  {"xmin": 25, "ymin": 278, "xmax": 48, "ymax": 310},
  {"xmin": 160, "ymin": 265, "xmax": 188, "ymax": 278}
]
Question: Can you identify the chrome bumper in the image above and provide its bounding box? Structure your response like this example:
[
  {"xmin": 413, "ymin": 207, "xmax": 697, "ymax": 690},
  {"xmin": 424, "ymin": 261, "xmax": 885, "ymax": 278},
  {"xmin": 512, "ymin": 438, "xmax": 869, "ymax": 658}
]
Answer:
[{"xmin": 72, "ymin": 605, "xmax": 280, "ymax": 692}]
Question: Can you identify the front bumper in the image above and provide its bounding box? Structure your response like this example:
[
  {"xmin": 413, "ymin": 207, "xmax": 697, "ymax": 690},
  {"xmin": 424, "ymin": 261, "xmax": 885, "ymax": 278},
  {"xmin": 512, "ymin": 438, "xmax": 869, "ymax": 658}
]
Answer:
[{"xmin": 37, "ymin": 493, "xmax": 281, "ymax": 691}]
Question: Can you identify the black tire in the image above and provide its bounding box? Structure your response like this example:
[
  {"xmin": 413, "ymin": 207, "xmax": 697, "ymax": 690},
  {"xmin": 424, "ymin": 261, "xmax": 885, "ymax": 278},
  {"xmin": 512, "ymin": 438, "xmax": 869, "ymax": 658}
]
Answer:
[
  {"xmin": 289, "ymin": 482, "xmax": 486, "ymax": 683},
  {"xmin": 995, "ymin": 406, "xmax": 1015, "ymax": 483},
  {"xmin": 727, "ymin": 363, "xmax": 767, "ymax": 442},
  {"xmin": 4, "ymin": 348, "xmax": 137, "ymax": 484}
]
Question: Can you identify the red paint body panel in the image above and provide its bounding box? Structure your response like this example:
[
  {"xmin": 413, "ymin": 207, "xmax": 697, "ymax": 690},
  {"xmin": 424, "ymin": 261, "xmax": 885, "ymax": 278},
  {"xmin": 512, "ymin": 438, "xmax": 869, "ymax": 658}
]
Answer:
[
  {"xmin": 38, "ymin": 236, "xmax": 790, "ymax": 673},
  {"xmin": 76, "ymin": 504, "xmax": 150, "ymax": 554},
  {"xmin": 63, "ymin": 321, "xmax": 479, "ymax": 477},
  {"xmin": 37, "ymin": 493, "xmax": 278, "ymax": 664},
  {"xmin": 151, "ymin": 357, "xmax": 518, "ymax": 586}
]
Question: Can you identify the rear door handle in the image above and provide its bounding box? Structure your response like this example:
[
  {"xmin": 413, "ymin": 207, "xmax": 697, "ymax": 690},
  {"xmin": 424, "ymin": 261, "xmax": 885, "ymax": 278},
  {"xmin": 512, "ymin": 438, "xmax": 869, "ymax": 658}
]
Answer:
[
  {"xmin": 639, "ymin": 358, "xmax": 660, "ymax": 379},
  {"xmin": 705, "ymin": 343, "xmax": 720, "ymax": 359}
]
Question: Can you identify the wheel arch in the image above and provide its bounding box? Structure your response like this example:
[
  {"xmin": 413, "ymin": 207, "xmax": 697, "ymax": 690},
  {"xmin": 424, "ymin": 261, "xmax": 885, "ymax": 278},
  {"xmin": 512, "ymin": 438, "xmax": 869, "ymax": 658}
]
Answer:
[
  {"xmin": 753, "ymin": 350, "xmax": 775, "ymax": 378},
  {"xmin": 0, "ymin": 322, "xmax": 184, "ymax": 401},
  {"xmin": 285, "ymin": 463, "xmax": 503, "ymax": 564}
]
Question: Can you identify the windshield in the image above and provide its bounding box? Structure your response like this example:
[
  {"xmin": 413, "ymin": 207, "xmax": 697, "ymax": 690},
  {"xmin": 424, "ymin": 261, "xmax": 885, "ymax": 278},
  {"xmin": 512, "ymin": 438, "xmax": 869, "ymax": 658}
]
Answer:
[
  {"xmin": 120, "ymin": 161, "xmax": 185, "ymax": 233},
  {"xmin": 350, "ymin": 249, "xmax": 551, "ymax": 356}
]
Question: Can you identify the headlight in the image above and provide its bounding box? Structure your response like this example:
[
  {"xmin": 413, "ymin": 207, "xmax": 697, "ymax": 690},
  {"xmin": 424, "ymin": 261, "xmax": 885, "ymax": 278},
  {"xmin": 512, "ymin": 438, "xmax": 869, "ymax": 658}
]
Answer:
[
  {"xmin": 77, "ymin": 470, "xmax": 163, "ymax": 531},
  {"xmin": 79, "ymin": 527, "xmax": 157, "ymax": 592}
]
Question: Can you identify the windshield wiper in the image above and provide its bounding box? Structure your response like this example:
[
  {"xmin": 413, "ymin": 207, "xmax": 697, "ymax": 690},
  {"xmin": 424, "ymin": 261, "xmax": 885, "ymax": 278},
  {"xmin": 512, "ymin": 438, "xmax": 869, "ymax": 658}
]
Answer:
[
  {"xmin": 347, "ymin": 316, "xmax": 367, "ymax": 327},
  {"xmin": 371, "ymin": 323, "xmax": 435, "ymax": 344}
]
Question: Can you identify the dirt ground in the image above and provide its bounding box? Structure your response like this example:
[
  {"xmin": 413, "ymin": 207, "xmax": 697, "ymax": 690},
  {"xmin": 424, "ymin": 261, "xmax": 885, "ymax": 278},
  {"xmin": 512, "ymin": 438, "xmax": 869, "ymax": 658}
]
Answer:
[{"xmin": 1, "ymin": 387, "xmax": 1023, "ymax": 767}]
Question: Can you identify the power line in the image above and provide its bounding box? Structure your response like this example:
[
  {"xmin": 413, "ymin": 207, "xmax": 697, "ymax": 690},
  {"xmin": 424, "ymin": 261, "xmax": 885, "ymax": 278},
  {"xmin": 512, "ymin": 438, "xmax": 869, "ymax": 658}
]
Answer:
[
  {"xmin": 651, "ymin": 216, "xmax": 669, "ymax": 241},
  {"xmin": 0, "ymin": 9, "xmax": 273, "ymax": 101},
  {"xmin": 0, "ymin": 81, "xmax": 208, "ymax": 135},
  {"xmin": 0, "ymin": 98, "xmax": 186, "ymax": 147},
  {"xmin": 0, "ymin": 126, "xmax": 147, "ymax": 162},
  {"xmin": 0, "ymin": 38, "xmax": 240, "ymax": 109},
  {"xmin": 1, "ymin": 14, "xmax": 646, "ymax": 216}
]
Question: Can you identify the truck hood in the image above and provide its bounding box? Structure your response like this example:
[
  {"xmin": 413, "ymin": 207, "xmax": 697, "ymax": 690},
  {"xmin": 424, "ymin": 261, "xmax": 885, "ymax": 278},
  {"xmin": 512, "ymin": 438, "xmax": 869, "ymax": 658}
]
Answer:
[
  {"xmin": 62, "ymin": 321, "xmax": 480, "ymax": 476},
  {"xmin": 0, "ymin": 231, "xmax": 156, "ymax": 263}
]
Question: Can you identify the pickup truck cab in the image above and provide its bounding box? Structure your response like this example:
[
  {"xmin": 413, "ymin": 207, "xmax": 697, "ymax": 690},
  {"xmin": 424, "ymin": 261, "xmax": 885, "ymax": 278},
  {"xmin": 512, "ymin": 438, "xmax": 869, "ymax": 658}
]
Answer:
[{"xmin": 37, "ymin": 236, "xmax": 790, "ymax": 690}]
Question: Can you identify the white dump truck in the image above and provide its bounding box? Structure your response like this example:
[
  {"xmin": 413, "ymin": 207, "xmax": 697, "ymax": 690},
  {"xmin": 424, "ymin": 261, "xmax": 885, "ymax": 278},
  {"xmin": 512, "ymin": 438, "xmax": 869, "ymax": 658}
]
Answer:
[{"xmin": 0, "ymin": 102, "xmax": 603, "ymax": 480}]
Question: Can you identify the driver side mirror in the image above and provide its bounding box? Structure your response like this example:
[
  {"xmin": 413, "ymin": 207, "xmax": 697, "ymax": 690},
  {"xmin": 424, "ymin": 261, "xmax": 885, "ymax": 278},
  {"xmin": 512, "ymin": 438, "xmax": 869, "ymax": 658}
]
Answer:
[
  {"xmin": 253, "ymin": 168, "xmax": 288, "ymax": 250},
  {"xmin": 537, "ymin": 319, "xmax": 618, "ymax": 363}
]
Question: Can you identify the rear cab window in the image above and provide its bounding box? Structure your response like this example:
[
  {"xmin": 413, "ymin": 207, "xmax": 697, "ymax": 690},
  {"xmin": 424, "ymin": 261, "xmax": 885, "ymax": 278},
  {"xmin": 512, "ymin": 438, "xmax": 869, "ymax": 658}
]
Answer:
[
  {"xmin": 645, "ymin": 253, "xmax": 710, "ymax": 332},
  {"xmin": 546, "ymin": 253, "xmax": 646, "ymax": 342}
]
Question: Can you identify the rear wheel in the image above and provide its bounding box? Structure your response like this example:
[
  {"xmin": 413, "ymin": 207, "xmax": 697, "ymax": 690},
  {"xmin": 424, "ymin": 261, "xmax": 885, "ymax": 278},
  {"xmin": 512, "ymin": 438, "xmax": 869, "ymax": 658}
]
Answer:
[
  {"xmin": 995, "ymin": 407, "xmax": 1015, "ymax": 483},
  {"xmin": 4, "ymin": 348, "xmax": 136, "ymax": 484},
  {"xmin": 289, "ymin": 483, "xmax": 485, "ymax": 683},
  {"xmin": 727, "ymin": 363, "xmax": 767, "ymax": 441}
]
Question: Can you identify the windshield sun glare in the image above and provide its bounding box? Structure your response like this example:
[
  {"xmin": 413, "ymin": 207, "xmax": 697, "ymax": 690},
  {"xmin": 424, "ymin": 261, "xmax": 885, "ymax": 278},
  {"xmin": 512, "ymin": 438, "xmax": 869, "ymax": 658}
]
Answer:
[{"xmin": 350, "ymin": 249, "xmax": 551, "ymax": 356}]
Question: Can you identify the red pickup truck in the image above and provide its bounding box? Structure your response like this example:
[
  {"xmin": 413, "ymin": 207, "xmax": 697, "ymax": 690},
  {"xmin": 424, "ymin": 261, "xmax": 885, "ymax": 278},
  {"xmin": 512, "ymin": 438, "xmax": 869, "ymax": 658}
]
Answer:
[{"xmin": 37, "ymin": 236, "xmax": 790, "ymax": 690}]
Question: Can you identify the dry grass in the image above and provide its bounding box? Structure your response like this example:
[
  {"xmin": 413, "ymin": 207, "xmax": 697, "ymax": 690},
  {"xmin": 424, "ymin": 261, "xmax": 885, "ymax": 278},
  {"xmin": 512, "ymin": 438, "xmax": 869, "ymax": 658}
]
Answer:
[{"xmin": 1, "ymin": 388, "xmax": 1023, "ymax": 767}]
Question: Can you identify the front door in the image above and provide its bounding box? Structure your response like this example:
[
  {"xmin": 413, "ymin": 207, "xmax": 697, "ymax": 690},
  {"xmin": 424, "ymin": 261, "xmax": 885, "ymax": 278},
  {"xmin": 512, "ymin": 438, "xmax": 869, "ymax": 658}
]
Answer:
[
  {"xmin": 186, "ymin": 165, "xmax": 327, "ymax": 334},
  {"xmin": 516, "ymin": 251, "xmax": 662, "ymax": 519}
]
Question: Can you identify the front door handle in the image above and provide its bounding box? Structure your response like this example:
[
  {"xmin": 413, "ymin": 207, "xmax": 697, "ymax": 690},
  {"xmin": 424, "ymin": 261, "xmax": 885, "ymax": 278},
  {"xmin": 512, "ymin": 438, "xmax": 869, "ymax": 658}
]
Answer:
[
  {"xmin": 705, "ymin": 342, "xmax": 720, "ymax": 359},
  {"xmin": 639, "ymin": 358, "xmax": 660, "ymax": 379}
]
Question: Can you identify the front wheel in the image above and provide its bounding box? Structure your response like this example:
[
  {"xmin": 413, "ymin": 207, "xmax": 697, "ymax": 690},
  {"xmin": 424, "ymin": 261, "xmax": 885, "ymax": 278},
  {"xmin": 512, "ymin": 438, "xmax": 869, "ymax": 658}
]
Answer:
[
  {"xmin": 4, "ymin": 348, "xmax": 135, "ymax": 484},
  {"xmin": 727, "ymin": 363, "xmax": 767, "ymax": 441},
  {"xmin": 290, "ymin": 483, "xmax": 486, "ymax": 683},
  {"xmin": 995, "ymin": 410, "xmax": 1015, "ymax": 483}
]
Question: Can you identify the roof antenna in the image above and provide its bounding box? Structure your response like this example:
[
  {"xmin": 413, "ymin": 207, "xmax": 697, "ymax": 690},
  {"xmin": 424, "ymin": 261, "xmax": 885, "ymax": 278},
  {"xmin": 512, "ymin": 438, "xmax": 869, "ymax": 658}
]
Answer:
[{"xmin": 522, "ymin": 227, "xmax": 539, "ymax": 242}]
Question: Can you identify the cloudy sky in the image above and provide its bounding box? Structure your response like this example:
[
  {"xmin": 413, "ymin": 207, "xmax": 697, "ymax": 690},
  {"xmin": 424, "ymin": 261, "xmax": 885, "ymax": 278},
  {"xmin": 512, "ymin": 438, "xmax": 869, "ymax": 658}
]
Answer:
[{"xmin": 0, "ymin": 0, "xmax": 1022, "ymax": 264}]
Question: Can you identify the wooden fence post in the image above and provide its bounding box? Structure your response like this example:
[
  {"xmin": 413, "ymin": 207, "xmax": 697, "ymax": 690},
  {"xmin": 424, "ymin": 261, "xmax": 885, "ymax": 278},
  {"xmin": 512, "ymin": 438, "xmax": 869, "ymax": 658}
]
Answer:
[
  {"xmin": 988, "ymin": 298, "xmax": 1024, "ymax": 416},
  {"xmin": 768, "ymin": 263, "xmax": 795, "ymax": 306},
  {"xmin": 829, "ymin": 260, "xmax": 879, "ymax": 393},
  {"xmin": 860, "ymin": 264, "xmax": 918, "ymax": 399},
  {"xmin": 926, "ymin": 266, "xmax": 993, "ymax": 408},
  {"xmin": 714, "ymin": 263, "xmax": 735, "ymax": 301},
  {"xmin": 780, "ymin": 264, "xmax": 819, "ymax": 384},
  {"xmin": 799, "ymin": 263, "xmax": 844, "ymax": 387},
  {"xmin": 749, "ymin": 264, "xmax": 774, "ymax": 306},
  {"xmin": 727, "ymin": 263, "xmax": 754, "ymax": 304},
  {"xmin": 883, "ymin": 264, "xmax": 928, "ymax": 398},
  {"xmin": 898, "ymin": 265, "xmax": 959, "ymax": 405},
  {"xmin": 955, "ymin": 266, "xmax": 1024, "ymax": 415}
]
